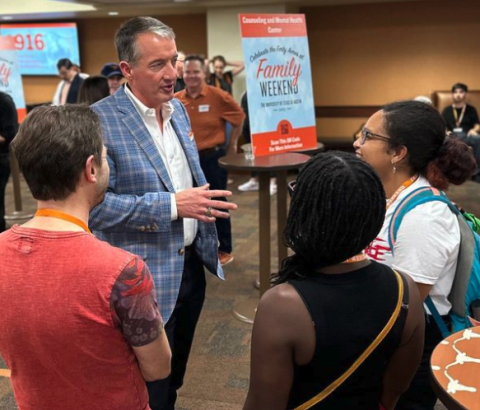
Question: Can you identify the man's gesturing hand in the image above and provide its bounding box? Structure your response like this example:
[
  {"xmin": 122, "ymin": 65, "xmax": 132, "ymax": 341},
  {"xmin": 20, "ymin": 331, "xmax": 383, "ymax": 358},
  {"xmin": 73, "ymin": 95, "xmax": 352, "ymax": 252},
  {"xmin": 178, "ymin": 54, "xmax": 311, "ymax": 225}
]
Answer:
[{"xmin": 175, "ymin": 184, "xmax": 238, "ymax": 223}]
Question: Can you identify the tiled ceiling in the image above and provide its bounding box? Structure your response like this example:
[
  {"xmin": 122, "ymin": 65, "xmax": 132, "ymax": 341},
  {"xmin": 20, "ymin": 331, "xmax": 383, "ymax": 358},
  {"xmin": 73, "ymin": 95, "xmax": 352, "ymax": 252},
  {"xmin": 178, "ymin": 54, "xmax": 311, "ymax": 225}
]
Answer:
[{"xmin": 0, "ymin": 0, "xmax": 436, "ymax": 21}]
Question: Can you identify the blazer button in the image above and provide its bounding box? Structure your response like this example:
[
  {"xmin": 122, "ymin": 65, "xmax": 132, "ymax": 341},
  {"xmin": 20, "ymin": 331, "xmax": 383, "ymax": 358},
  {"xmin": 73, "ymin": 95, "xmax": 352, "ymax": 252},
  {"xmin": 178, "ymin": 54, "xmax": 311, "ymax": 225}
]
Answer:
[{"xmin": 178, "ymin": 248, "xmax": 185, "ymax": 256}]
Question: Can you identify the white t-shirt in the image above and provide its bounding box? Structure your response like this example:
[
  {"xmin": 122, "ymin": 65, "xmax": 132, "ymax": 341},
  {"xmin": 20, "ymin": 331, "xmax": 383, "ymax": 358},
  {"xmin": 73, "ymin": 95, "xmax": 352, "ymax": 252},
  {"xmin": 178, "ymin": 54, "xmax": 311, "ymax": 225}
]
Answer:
[{"xmin": 366, "ymin": 176, "xmax": 460, "ymax": 315}]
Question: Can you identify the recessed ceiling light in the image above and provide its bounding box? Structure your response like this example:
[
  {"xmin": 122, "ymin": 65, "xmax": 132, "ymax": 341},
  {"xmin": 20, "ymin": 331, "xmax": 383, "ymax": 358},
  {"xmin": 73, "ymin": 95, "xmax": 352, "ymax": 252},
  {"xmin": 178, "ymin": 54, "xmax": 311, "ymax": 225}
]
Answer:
[{"xmin": 108, "ymin": 11, "xmax": 119, "ymax": 16}]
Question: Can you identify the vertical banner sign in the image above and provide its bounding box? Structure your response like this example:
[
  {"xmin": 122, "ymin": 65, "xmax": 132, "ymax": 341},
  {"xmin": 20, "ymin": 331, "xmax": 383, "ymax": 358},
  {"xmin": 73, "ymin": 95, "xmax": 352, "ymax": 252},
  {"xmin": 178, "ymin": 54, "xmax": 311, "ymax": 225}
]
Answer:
[
  {"xmin": 239, "ymin": 14, "xmax": 316, "ymax": 157},
  {"xmin": 0, "ymin": 36, "xmax": 26, "ymax": 122}
]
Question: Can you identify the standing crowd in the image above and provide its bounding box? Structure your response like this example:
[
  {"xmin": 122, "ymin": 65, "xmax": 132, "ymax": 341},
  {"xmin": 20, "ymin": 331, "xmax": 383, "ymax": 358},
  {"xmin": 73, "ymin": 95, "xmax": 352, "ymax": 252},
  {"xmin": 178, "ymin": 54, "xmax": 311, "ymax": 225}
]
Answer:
[{"xmin": 0, "ymin": 15, "xmax": 479, "ymax": 410}]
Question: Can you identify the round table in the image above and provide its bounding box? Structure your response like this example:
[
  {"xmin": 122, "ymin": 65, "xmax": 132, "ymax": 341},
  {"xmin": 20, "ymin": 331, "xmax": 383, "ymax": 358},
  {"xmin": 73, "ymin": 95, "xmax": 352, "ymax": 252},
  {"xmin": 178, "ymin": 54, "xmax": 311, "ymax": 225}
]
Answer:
[
  {"xmin": 219, "ymin": 152, "xmax": 310, "ymax": 323},
  {"xmin": 294, "ymin": 141, "xmax": 325, "ymax": 156},
  {"xmin": 430, "ymin": 327, "xmax": 480, "ymax": 410}
]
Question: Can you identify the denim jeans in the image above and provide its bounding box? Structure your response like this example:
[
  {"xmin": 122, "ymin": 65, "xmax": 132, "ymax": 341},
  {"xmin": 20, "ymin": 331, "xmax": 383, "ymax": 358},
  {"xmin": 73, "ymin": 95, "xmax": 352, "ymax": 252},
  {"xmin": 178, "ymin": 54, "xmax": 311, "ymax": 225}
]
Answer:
[{"xmin": 395, "ymin": 314, "xmax": 450, "ymax": 410}]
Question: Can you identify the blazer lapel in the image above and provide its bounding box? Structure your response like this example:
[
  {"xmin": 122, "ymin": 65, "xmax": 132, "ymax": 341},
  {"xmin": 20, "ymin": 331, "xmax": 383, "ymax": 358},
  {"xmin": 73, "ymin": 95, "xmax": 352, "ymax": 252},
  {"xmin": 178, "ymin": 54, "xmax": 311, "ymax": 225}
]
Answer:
[
  {"xmin": 116, "ymin": 89, "xmax": 175, "ymax": 192},
  {"xmin": 170, "ymin": 102, "xmax": 205, "ymax": 188}
]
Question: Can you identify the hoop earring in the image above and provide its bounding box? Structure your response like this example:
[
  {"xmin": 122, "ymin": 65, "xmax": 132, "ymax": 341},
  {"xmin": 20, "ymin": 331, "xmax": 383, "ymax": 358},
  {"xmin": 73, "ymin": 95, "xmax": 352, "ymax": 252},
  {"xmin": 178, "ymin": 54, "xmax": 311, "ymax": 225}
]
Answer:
[{"xmin": 392, "ymin": 160, "xmax": 397, "ymax": 174}]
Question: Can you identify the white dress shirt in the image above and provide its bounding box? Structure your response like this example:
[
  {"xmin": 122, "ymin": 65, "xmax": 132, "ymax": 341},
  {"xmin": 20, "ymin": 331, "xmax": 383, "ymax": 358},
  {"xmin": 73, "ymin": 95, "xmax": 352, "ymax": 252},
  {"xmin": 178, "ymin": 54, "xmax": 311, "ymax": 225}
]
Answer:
[
  {"xmin": 125, "ymin": 85, "xmax": 197, "ymax": 246},
  {"xmin": 52, "ymin": 72, "xmax": 89, "ymax": 106}
]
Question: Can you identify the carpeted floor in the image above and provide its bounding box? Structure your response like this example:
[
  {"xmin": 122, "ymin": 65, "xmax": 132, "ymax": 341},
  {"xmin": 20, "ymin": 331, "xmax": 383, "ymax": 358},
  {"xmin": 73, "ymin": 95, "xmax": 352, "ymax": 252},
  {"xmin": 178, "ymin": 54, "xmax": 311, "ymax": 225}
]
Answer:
[{"xmin": 2, "ymin": 168, "xmax": 477, "ymax": 410}]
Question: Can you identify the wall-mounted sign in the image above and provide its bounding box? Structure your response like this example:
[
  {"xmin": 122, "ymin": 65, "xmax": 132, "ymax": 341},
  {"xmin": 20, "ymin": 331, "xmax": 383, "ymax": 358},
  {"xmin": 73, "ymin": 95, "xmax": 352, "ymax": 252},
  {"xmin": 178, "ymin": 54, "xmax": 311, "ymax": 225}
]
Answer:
[{"xmin": 0, "ymin": 23, "xmax": 80, "ymax": 76}]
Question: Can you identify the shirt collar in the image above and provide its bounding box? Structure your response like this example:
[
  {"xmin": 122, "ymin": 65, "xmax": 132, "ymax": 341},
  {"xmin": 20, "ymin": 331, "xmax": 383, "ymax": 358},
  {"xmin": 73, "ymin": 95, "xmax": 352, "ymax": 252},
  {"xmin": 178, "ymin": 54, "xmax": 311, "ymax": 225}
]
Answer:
[
  {"xmin": 125, "ymin": 84, "xmax": 174, "ymax": 123},
  {"xmin": 186, "ymin": 82, "xmax": 208, "ymax": 99}
]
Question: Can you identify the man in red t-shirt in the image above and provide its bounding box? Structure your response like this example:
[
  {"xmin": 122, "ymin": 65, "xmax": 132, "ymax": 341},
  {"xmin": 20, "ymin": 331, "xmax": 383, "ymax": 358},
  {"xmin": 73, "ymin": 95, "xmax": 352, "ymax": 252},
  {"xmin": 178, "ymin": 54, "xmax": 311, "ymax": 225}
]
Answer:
[{"xmin": 0, "ymin": 105, "xmax": 171, "ymax": 410}]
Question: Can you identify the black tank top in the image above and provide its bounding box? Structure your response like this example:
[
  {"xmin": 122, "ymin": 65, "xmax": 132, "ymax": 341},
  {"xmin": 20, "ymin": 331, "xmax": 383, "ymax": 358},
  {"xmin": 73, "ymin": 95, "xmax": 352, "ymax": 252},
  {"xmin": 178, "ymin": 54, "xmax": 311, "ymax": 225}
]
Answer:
[{"xmin": 287, "ymin": 261, "xmax": 409, "ymax": 410}]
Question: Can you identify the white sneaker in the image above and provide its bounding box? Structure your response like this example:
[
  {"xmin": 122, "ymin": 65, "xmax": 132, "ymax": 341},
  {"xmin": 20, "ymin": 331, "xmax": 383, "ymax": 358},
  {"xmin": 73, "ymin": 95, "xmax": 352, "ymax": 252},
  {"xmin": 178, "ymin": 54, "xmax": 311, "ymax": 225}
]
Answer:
[
  {"xmin": 270, "ymin": 181, "xmax": 277, "ymax": 196},
  {"xmin": 238, "ymin": 178, "xmax": 259, "ymax": 191}
]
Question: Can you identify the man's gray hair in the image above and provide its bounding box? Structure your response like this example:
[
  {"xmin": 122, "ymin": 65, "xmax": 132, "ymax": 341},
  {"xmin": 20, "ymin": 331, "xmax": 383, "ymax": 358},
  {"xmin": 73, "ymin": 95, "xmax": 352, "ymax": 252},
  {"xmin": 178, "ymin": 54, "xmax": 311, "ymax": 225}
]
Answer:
[{"xmin": 116, "ymin": 16, "xmax": 175, "ymax": 65}]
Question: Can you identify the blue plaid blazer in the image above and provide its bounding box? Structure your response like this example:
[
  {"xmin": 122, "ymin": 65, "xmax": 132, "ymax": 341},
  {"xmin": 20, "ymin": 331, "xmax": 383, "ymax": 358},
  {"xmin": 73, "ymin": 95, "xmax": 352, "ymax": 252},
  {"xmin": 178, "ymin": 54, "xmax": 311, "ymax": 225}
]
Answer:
[{"xmin": 89, "ymin": 86, "xmax": 223, "ymax": 323}]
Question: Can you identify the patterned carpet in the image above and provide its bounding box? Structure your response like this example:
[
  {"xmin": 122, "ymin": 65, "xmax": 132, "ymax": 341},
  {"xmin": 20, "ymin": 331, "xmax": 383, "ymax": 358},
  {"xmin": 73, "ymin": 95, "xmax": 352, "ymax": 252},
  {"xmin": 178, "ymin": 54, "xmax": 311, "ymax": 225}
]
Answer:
[{"xmin": 2, "ymin": 169, "xmax": 477, "ymax": 409}]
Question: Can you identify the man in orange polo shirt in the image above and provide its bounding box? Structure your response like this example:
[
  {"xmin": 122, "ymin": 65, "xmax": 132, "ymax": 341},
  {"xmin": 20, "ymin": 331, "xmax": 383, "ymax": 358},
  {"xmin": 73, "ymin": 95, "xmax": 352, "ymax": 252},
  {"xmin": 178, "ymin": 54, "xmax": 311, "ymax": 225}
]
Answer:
[{"xmin": 175, "ymin": 55, "xmax": 245, "ymax": 266}]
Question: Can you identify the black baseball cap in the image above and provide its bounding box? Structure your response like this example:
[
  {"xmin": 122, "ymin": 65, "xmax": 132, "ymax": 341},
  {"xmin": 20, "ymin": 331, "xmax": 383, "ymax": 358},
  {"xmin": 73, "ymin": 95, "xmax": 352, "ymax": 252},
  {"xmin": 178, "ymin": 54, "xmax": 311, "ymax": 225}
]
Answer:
[{"xmin": 101, "ymin": 63, "xmax": 123, "ymax": 78}]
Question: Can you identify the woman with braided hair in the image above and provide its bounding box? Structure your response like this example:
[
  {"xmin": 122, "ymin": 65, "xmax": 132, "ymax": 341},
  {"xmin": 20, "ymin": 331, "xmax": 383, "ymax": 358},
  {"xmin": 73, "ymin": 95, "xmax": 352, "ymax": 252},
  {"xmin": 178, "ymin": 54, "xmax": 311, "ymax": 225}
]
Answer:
[
  {"xmin": 355, "ymin": 100, "xmax": 476, "ymax": 410},
  {"xmin": 243, "ymin": 151, "xmax": 424, "ymax": 410}
]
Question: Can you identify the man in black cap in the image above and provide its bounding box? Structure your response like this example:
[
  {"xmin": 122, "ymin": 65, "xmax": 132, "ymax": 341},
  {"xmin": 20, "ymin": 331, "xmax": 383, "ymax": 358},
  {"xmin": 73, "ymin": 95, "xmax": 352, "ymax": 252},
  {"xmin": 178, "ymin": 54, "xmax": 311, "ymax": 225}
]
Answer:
[
  {"xmin": 442, "ymin": 82, "xmax": 480, "ymax": 181},
  {"xmin": 101, "ymin": 62, "xmax": 124, "ymax": 95}
]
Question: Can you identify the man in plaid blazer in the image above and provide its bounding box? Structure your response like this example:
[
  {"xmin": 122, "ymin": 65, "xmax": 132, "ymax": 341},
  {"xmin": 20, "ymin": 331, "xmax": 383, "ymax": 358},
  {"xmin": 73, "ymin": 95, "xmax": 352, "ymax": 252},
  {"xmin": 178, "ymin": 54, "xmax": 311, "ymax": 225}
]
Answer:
[{"xmin": 89, "ymin": 16, "xmax": 237, "ymax": 410}]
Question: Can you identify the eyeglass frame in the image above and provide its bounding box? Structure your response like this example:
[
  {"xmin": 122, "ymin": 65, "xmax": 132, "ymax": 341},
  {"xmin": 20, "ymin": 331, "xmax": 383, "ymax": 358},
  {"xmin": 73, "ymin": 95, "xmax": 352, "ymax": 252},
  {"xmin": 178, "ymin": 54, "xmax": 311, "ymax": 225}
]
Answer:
[
  {"xmin": 354, "ymin": 128, "xmax": 391, "ymax": 145},
  {"xmin": 287, "ymin": 180, "xmax": 296, "ymax": 197}
]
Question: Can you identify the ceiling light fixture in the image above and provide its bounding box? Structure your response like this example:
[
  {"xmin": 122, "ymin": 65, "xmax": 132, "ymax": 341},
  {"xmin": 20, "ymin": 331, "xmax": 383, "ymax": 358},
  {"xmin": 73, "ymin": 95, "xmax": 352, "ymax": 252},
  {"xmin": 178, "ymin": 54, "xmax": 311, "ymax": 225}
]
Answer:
[
  {"xmin": 0, "ymin": 0, "xmax": 96, "ymax": 15},
  {"xmin": 108, "ymin": 11, "xmax": 119, "ymax": 16}
]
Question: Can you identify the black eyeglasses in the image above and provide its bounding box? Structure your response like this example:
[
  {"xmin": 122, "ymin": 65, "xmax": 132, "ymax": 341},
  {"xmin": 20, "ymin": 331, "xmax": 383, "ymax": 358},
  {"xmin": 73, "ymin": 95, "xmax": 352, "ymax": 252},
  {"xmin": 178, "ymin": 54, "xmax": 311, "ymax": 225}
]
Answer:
[{"xmin": 354, "ymin": 128, "xmax": 390, "ymax": 145}]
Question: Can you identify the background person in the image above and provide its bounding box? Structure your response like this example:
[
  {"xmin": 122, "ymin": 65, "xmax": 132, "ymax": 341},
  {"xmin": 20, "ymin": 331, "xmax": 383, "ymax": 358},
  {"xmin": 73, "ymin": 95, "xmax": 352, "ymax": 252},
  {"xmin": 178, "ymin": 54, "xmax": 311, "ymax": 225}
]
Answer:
[
  {"xmin": 175, "ymin": 54, "xmax": 245, "ymax": 265},
  {"xmin": 356, "ymin": 100, "xmax": 476, "ymax": 410},
  {"xmin": 237, "ymin": 91, "xmax": 277, "ymax": 195},
  {"xmin": 52, "ymin": 58, "xmax": 85, "ymax": 105},
  {"xmin": 0, "ymin": 104, "xmax": 171, "ymax": 410},
  {"xmin": 173, "ymin": 51, "xmax": 186, "ymax": 93},
  {"xmin": 52, "ymin": 62, "xmax": 89, "ymax": 105},
  {"xmin": 77, "ymin": 75, "xmax": 110, "ymax": 105},
  {"xmin": 441, "ymin": 82, "xmax": 480, "ymax": 181},
  {"xmin": 207, "ymin": 55, "xmax": 244, "ymax": 95},
  {"xmin": 89, "ymin": 17, "xmax": 237, "ymax": 410},
  {"xmin": 243, "ymin": 151, "xmax": 424, "ymax": 410},
  {"xmin": 413, "ymin": 95, "xmax": 432, "ymax": 105},
  {"xmin": 101, "ymin": 62, "xmax": 124, "ymax": 95},
  {"xmin": 0, "ymin": 92, "xmax": 17, "ymax": 232}
]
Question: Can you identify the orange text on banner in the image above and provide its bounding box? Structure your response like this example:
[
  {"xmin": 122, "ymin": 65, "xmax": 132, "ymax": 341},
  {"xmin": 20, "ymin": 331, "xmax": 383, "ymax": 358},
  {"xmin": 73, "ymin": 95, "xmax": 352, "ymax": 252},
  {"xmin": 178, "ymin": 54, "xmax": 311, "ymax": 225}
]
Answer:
[{"xmin": 251, "ymin": 120, "xmax": 316, "ymax": 157}]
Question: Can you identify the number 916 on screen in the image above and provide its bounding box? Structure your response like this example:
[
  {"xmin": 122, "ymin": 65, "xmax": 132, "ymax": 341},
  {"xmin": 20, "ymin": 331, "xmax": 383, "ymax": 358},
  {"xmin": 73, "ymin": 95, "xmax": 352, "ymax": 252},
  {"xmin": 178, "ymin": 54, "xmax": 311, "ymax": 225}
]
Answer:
[{"xmin": 14, "ymin": 34, "xmax": 45, "ymax": 51}]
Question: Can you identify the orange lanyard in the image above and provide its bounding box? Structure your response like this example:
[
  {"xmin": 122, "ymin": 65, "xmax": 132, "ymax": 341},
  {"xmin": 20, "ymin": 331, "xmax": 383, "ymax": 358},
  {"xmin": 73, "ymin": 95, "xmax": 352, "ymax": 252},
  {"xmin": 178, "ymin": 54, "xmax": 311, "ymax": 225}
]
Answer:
[
  {"xmin": 35, "ymin": 209, "xmax": 91, "ymax": 234},
  {"xmin": 386, "ymin": 175, "xmax": 419, "ymax": 210},
  {"xmin": 342, "ymin": 253, "xmax": 367, "ymax": 264},
  {"xmin": 453, "ymin": 105, "xmax": 466, "ymax": 128}
]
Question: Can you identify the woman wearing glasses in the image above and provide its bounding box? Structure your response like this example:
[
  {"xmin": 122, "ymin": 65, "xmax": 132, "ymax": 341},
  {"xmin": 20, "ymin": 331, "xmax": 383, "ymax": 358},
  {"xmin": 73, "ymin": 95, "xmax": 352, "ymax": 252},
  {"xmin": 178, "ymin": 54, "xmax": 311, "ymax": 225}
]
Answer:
[
  {"xmin": 354, "ymin": 100, "xmax": 476, "ymax": 410},
  {"xmin": 243, "ymin": 151, "xmax": 424, "ymax": 410}
]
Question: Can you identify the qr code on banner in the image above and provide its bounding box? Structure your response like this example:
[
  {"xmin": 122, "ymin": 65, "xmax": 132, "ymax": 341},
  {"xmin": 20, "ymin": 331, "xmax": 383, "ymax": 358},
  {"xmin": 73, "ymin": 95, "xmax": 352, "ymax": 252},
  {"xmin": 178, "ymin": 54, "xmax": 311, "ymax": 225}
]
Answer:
[{"xmin": 281, "ymin": 124, "xmax": 289, "ymax": 135}]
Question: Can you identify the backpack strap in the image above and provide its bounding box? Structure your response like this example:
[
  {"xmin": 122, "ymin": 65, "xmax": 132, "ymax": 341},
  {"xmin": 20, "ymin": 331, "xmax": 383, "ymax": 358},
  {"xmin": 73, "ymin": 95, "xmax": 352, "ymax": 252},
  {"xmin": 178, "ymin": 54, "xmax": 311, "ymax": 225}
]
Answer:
[
  {"xmin": 388, "ymin": 186, "xmax": 459, "ymax": 338},
  {"xmin": 388, "ymin": 186, "xmax": 458, "ymax": 251},
  {"xmin": 388, "ymin": 186, "xmax": 478, "ymax": 336},
  {"xmin": 425, "ymin": 296, "xmax": 451, "ymax": 338}
]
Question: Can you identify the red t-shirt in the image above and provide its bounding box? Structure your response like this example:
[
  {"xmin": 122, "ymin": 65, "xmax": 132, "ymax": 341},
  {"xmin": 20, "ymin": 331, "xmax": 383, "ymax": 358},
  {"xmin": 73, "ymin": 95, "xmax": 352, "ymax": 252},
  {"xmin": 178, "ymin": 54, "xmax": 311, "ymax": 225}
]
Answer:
[{"xmin": 0, "ymin": 226, "xmax": 163, "ymax": 410}]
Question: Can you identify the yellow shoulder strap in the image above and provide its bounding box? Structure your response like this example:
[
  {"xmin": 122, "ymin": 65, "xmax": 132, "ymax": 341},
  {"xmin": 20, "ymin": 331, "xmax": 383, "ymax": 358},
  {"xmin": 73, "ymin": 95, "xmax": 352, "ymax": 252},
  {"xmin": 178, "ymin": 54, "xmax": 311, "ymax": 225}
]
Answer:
[{"xmin": 294, "ymin": 270, "xmax": 404, "ymax": 410}]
